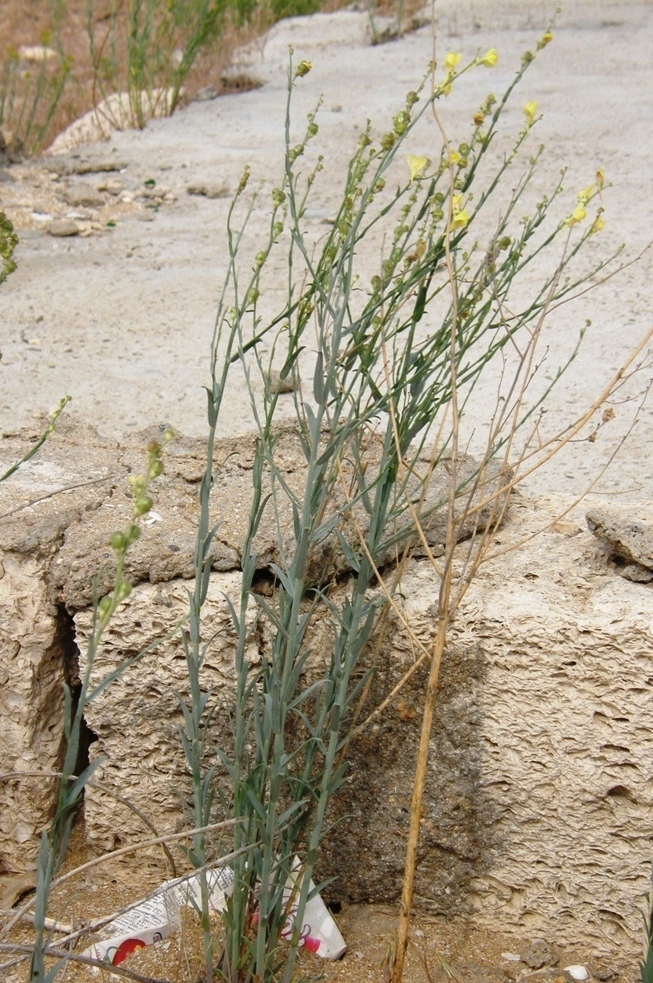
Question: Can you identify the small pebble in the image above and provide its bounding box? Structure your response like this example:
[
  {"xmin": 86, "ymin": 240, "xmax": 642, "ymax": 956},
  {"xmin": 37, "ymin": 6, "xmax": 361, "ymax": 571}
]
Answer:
[
  {"xmin": 265, "ymin": 369, "xmax": 297, "ymax": 394},
  {"xmin": 590, "ymin": 965, "xmax": 618, "ymax": 981},
  {"xmin": 63, "ymin": 181, "xmax": 105, "ymax": 207},
  {"xmin": 520, "ymin": 939, "xmax": 558, "ymax": 969},
  {"xmin": 564, "ymin": 967, "xmax": 589, "ymax": 981},
  {"xmin": 45, "ymin": 218, "xmax": 79, "ymax": 237},
  {"xmin": 187, "ymin": 182, "xmax": 230, "ymax": 199},
  {"xmin": 194, "ymin": 84, "xmax": 219, "ymax": 101},
  {"xmin": 501, "ymin": 952, "xmax": 522, "ymax": 962}
]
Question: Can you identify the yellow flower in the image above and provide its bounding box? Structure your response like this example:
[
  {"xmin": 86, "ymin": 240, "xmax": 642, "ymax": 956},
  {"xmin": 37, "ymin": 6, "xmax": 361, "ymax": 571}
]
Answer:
[
  {"xmin": 596, "ymin": 168, "xmax": 605, "ymax": 189},
  {"xmin": 295, "ymin": 60, "xmax": 312, "ymax": 77},
  {"xmin": 523, "ymin": 101, "xmax": 538, "ymax": 126},
  {"xmin": 444, "ymin": 52, "xmax": 463, "ymax": 72},
  {"xmin": 452, "ymin": 209, "xmax": 470, "ymax": 229},
  {"xmin": 591, "ymin": 211, "xmax": 605, "ymax": 233},
  {"xmin": 480, "ymin": 48, "xmax": 499, "ymax": 67},
  {"xmin": 407, "ymin": 154, "xmax": 429, "ymax": 182},
  {"xmin": 537, "ymin": 30, "xmax": 554, "ymax": 48},
  {"xmin": 577, "ymin": 184, "xmax": 595, "ymax": 205},
  {"xmin": 565, "ymin": 205, "xmax": 587, "ymax": 227},
  {"xmin": 451, "ymin": 194, "xmax": 470, "ymax": 229},
  {"xmin": 448, "ymin": 150, "xmax": 462, "ymax": 166}
]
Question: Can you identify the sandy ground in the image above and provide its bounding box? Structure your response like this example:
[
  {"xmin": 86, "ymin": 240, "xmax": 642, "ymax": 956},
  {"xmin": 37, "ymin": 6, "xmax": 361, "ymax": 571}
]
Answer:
[
  {"xmin": 1, "ymin": 0, "xmax": 652, "ymax": 502},
  {"xmin": 1, "ymin": 821, "xmax": 633, "ymax": 983}
]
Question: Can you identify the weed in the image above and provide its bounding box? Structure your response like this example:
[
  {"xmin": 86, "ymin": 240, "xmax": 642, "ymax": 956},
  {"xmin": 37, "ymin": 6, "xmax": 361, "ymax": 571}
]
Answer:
[
  {"xmin": 176, "ymin": 34, "xmax": 643, "ymax": 983},
  {"xmin": 642, "ymin": 867, "xmax": 653, "ymax": 983},
  {"xmin": 0, "ymin": 211, "xmax": 18, "ymax": 286},
  {"xmin": 86, "ymin": 0, "xmax": 231, "ymax": 129},
  {"xmin": 0, "ymin": 32, "xmax": 73, "ymax": 155},
  {"xmin": 26, "ymin": 437, "xmax": 171, "ymax": 982},
  {"xmin": 2, "ymin": 22, "xmax": 650, "ymax": 983}
]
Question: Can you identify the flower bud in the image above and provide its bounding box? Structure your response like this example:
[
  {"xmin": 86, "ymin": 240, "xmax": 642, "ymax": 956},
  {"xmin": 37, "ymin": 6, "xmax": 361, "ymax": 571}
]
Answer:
[
  {"xmin": 393, "ymin": 110, "xmax": 410, "ymax": 136},
  {"xmin": 135, "ymin": 495, "xmax": 153, "ymax": 516},
  {"xmin": 98, "ymin": 596, "xmax": 112, "ymax": 618},
  {"xmin": 116, "ymin": 580, "xmax": 132, "ymax": 602},
  {"xmin": 236, "ymin": 167, "xmax": 250, "ymax": 195}
]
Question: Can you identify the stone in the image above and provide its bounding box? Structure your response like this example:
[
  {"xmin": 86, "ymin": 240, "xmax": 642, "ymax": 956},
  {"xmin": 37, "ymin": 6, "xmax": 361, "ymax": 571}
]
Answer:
[
  {"xmin": 564, "ymin": 967, "xmax": 589, "ymax": 981},
  {"xmin": 589, "ymin": 964, "xmax": 619, "ymax": 981},
  {"xmin": 47, "ymin": 90, "xmax": 176, "ymax": 155},
  {"xmin": 0, "ymin": 555, "xmax": 66, "ymax": 873},
  {"xmin": 193, "ymin": 85, "xmax": 219, "ymax": 101},
  {"xmin": 265, "ymin": 369, "xmax": 297, "ymax": 394},
  {"xmin": 45, "ymin": 218, "xmax": 79, "ymax": 237},
  {"xmin": 448, "ymin": 494, "xmax": 653, "ymax": 960},
  {"xmin": 18, "ymin": 45, "xmax": 57, "ymax": 63},
  {"xmin": 586, "ymin": 505, "xmax": 653, "ymax": 575},
  {"xmin": 0, "ymin": 870, "xmax": 37, "ymax": 908},
  {"xmin": 520, "ymin": 939, "xmax": 558, "ymax": 969},
  {"xmin": 39, "ymin": 424, "xmax": 508, "ymax": 610},
  {"xmin": 62, "ymin": 182, "xmax": 106, "ymax": 208},
  {"xmin": 96, "ymin": 178, "xmax": 124, "ymax": 195},
  {"xmin": 69, "ymin": 490, "xmax": 653, "ymax": 965},
  {"xmin": 42, "ymin": 156, "xmax": 128, "ymax": 176},
  {"xmin": 620, "ymin": 563, "xmax": 653, "ymax": 583},
  {"xmin": 186, "ymin": 182, "xmax": 230, "ymax": 199}
]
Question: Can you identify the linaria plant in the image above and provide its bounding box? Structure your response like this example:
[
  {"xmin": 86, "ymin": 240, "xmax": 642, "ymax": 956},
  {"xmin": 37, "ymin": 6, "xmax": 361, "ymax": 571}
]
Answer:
[
  {"xmin": 180, "ymin": 30, "xmax": 643, "ymax": 983},
  {"xmin": 22, "ymin": 439, "xmax": 170, "ymax": 983}
]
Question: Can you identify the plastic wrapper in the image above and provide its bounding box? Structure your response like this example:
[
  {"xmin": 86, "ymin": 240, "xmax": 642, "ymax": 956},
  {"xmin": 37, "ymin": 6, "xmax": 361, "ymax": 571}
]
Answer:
[{"xmin": 83, "ymin": 861, "xmax": 345, "ymax": 967}]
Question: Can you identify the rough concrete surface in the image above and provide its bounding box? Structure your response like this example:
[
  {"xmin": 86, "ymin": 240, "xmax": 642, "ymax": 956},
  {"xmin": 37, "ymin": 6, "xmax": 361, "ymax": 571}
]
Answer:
[
  {"xmin": 74, "ymin": 571, "xmax": 260, "ymax": 852},
  {"xmin": 0, "ymin": 417, "xmax": 507, "ymax": 856},
  {"xmin": 319, "ymin": 493, "xmax": 653, "ymax": 959},
  {"xmin": 587, "ymin": 504, "xmax": 653, "ymax": 581},
  {"xmin": 59, "ymin": 488, "xmax": 653, "ymax": 960},
  {"xmin": 2, "ymin": 412, "xmax": 652, "ymax": 961},
  {"xmin": 0, "ymin": 417, "xmax": 506, "ymax": 610}
]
